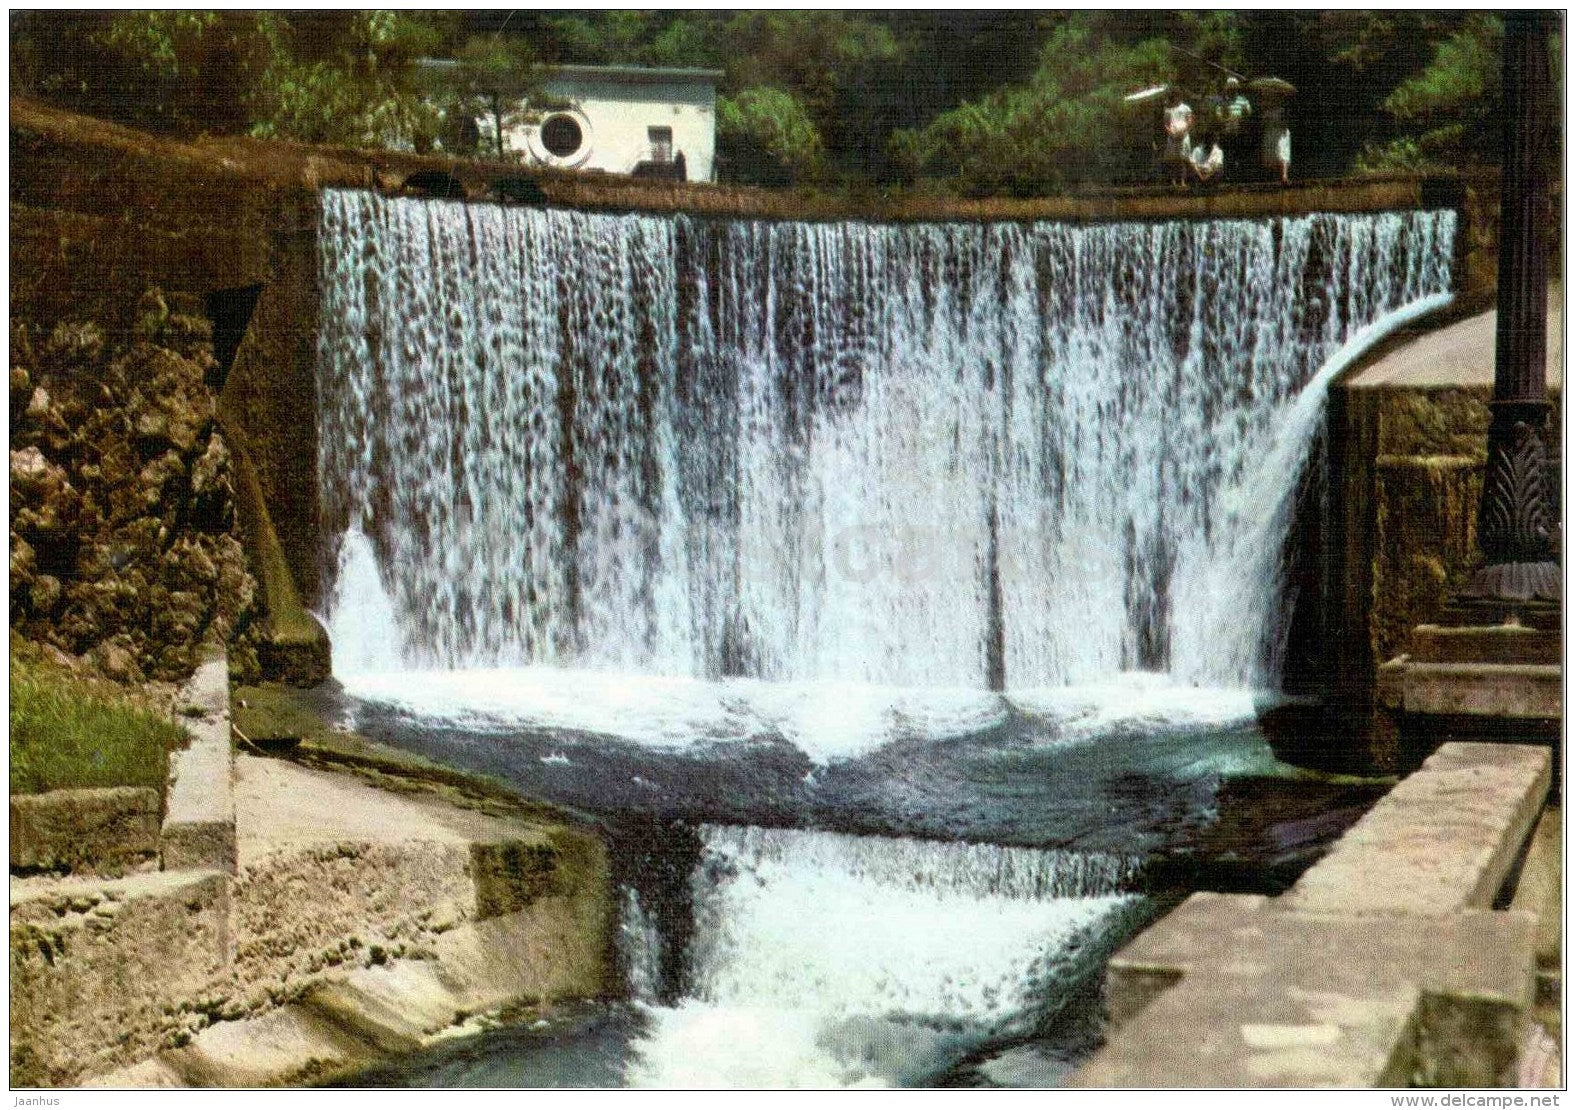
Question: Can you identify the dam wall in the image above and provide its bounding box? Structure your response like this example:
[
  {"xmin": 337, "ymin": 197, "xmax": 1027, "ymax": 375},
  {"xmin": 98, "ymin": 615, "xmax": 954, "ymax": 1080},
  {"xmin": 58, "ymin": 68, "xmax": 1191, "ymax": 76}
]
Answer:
[{"xmin": 9, "ymin": 97, "xmax": 1514, "ymax": 769}]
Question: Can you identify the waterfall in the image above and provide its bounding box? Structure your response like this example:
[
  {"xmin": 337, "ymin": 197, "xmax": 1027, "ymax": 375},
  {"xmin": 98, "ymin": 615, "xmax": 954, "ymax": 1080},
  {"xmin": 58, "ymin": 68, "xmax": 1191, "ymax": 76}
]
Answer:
[
  {"xmin": 317, "ymin": 190, "xmax": 1454, "ymax": 690},
  {"xmin": 622, "ymin": 825, "xmax": 1140, "ymax": 1087}
]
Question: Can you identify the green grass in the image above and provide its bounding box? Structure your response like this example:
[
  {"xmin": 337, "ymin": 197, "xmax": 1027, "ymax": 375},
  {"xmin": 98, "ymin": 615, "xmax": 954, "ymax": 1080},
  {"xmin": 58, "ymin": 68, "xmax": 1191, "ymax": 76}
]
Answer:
[{"xmin": 9, "ymin": 653, "xmax": 183, "ymax": 796}]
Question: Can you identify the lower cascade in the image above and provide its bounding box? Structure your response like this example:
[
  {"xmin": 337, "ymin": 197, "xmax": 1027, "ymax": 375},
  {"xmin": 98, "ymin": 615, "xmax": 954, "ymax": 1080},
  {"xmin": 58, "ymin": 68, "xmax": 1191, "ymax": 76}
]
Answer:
[
  {"xmin": 316, "ymin": 191, "xmax": 1455, "ymax": 694},
  {"xmin": 620, "ymin": 826, "xmax": 1140, "ymax": 1088}
]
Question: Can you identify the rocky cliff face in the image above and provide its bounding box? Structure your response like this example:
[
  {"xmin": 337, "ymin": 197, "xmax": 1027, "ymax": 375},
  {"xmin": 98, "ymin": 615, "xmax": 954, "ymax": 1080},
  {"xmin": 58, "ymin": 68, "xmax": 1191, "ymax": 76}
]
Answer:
[{"xmin": 10, "ymin": 290, "xmax": 258, "ymax": 682}]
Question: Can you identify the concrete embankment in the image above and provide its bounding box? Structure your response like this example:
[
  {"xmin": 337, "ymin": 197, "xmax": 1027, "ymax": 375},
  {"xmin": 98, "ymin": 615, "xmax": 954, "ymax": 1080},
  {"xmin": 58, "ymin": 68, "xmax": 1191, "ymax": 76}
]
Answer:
[
  {"xmin": 1070, "ymin": 741, "xmax": 1556, "ymax": 1088},
  {"xmin": 9, "ymin": 656, "xmax": 613, "ymax": 1088}
]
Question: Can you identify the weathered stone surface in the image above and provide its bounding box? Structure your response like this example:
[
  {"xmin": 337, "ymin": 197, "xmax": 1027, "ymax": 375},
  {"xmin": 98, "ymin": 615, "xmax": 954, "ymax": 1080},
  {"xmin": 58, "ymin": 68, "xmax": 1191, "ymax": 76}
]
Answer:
[
  {"xmin": 122, "ymin": 883, "xmax": 612, "ymax": 1089},
  {"xmin": 302, "ymin": 898, "xmax": 610, "ymax": 1054},
  {"xmin": 1317, "ymin": 293, "xmax": 1563, "ymax": 771},
  {"xmin": 1284, "ymin": 742, "xmax": 1550, "ymax": 917},
  {"xmin": 1401, "ymin": 662, "xmax": 1562, "ymax": 720},
  {"xmin": 10, "ymin": 786, "xmax": 161, "ymax": 872},
  {"xmin": 1073, "ymin": 743, "xmax": 1548, "ymax": 1088},
  {"xmin": 9, "ymin": 285, "xmax": 258, "ymax": 684},
  {"xmin": 82, "ymin": 749, "xmax": 612, "ymax": 1088},
  {"xmin": 1509, "ymin": 808, "xmax": 1561, "ymax": 973},
  {"xmin": 1410, "ymin": 622, "xmax": 1561, "ymax": 666},
  {"xmin": 161, "ymin": 1004, "xmax": 377, "ymax": 1088},
  {"xmin": 1077, "ymin": 893, "xmax": 1535, "ymax": 1088},
  {"xmin": 161, "ymin": 657, "xmax": 237, "ymax": 874},
  {"xmin": 9, "ymin": 868, "xmax": 231, "ymax": 1087}
]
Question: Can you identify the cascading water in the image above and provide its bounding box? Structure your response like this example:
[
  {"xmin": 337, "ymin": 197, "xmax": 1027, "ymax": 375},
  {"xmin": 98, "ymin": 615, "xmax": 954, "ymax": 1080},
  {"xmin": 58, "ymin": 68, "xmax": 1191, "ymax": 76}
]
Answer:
[
  {"xmin": 620, "ymin": 825, "xmax": 1140, "ymax": 1088},
  {"xmin": 312, "ymin": 190, "xmax": 1452, "ymax": 1088},
  {"xmin": 317, "ymin": 190, "xmax": 1454, "ymax": 698}
]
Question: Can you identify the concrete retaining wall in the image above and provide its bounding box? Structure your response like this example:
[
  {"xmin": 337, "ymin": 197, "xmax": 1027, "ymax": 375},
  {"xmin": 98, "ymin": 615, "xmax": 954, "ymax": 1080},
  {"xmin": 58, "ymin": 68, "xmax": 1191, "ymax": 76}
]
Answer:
[
  {"xmin": 10, "ymin": 869, "xmax": 232, "ymax": 1087},
  {"xmin": 1071, "ymin": 742, "xmax": 1552, "ymax": 1089},
  {"xmin": 10, "ymin": 787, "xmax": 161, "ymax": 872},
  {"xmin": 11, "ymin": 649, "xmax": 613, "ymax": 1088},
  {"xmin": 160, "ymin": 657, "xmax": 238, "ymax": 873}
]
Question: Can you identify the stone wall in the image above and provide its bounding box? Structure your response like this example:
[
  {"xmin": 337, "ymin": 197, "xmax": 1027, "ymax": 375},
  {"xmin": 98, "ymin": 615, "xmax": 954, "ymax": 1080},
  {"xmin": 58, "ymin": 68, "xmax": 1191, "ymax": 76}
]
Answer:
[
  {"xmin": 11, "ymin": 98, "xmax": 326, "ymax": 678},
  {"xmin": 1313, "ymin": 376, "xmax": 1562, "ymax": 771},
  {"xmin": 9, "ymin": 293, "xmax": 257, "ymax": 682}
]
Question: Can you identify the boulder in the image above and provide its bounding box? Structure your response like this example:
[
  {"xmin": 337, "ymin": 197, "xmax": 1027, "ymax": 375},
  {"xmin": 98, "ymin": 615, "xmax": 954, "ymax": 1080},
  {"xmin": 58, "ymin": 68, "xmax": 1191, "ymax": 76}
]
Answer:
[
  {"xmin": 89, "ymin": 635, "xmax": 143, "ymax": 684},
  {"xmin": 29, "ymin": 574, "xmax": 62, "ymax": 616},
  {"xmin": 11, "ymin": 532, "xmax": 36, "ymax": 594},
  {"xmin": 42, "ymin": 319, "xmax": 105, "ymax": 370}
]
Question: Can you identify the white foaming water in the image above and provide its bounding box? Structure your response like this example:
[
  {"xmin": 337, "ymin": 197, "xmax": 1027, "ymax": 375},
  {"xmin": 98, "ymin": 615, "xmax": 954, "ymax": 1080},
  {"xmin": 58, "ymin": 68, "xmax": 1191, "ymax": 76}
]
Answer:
[
  {"xmin": 623, "ymin": 826, "xmax": 1137, "ymax": 1087},
  {"xmin": 1008, "ymin": 672, "xmax": 1262, "ymax": 741},
  {"xmin": 336, "ymin": 666, "xmax": 1004, "ymax": 763},
  {"xmin": 322, "ymin": 528, "xmax": 403, "ymax": 675},
  {"xmin": 317, "ymin": 193, "xmax": 1456, "ymax": 692},
  {"xmin": 618, "ymin": 887, "xmax": 665, "ymax": 1006}
]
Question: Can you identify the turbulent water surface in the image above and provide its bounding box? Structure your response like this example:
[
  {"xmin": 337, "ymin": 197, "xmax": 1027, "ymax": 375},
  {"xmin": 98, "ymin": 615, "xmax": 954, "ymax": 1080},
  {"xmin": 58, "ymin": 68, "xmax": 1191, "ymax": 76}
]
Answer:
[{"xmin": 313, "ymin": 193, "xmax": 1452, "ymax": 1087}]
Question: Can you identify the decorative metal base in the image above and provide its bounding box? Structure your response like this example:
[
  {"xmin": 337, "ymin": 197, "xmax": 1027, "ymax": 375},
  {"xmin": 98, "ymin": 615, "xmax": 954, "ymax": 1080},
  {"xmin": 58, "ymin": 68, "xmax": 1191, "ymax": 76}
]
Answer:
[{"xmin": 1461, "ymin": 560, "xmax": 1562, "ymax": 603}]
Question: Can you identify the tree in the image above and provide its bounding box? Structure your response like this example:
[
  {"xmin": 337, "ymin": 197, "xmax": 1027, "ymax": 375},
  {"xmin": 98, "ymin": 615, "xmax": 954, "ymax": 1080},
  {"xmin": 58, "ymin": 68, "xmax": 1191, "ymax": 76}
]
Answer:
[
  {"xmin": 432, "ymin": 35, "xmax": 541, "ymax": 161},
  {"xmin": 717, "ymin": 86, "xmax": 826, "ymax": 185},
  {"xmin": 1356, "ymin": 16, "xmax": 1502, "ymax": 172},
  {"xmin": 10, "ymin": 11, "xmax": 268, "ymax": 136},
  {"xmin": 890, "ymin": 17, "xmax": 1175, "ymax": 194},
  {"xmin": 10, "ymin": 10, "xmax": 453, "ymax": 150},
  {"xmin": 247, "ymin": 11, "xmax": 452, "ymax": 150},
  {"xmin": 8, "ymin": 10, "xmax": 1560, "ymax": 188}
]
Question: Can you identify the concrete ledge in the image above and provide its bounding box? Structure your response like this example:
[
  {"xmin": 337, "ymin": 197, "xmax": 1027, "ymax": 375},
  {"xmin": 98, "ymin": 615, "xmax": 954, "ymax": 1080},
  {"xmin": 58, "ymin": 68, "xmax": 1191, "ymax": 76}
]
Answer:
[
  {"xmin": 1284, "ymin": 742, "xmax": 1550, "ymax": 917},
  {"xmin": 1079, "ymin": 893, "xmax": 1535, "ymax": 1088},
  {"xmin": 1409, "ymin": 624, "xmax": 1561, "ymax": 666},
  {"xmin": 96, "ymin": 896, "xmax": 610, "ymax": 1087},
  {"xmin": 10, "ymin": 786, "xmax": 161, "ymax": 871},
  {"xmin": 161, "ymin": 656, "xmax": 236, "ymax": 874},
  {"xmin": 10, "ymin": 868, "xmax": 231, "ymax": 1086},
  {"xmin": 1402, "ymin": 662, "xmax": 1562, "ymax": 720},
  {"xmin": 1073, "ymin": 743, "xmax": 1550, "ymax": 1089},
  {"xmin": 78, "ymin": 751, "xmax": 614, "ymax": 1088}
]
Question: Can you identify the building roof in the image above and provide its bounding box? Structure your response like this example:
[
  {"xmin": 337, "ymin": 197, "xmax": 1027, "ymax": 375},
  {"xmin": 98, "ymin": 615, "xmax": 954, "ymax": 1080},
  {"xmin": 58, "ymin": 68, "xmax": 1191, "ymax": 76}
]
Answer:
[
  {"xmin": 545, "ymin": 65, "xmax": 725, "ymax": 85},
  {"xmin": 416, "ymin": 59, "xmax": 723, "ymax": 85}
]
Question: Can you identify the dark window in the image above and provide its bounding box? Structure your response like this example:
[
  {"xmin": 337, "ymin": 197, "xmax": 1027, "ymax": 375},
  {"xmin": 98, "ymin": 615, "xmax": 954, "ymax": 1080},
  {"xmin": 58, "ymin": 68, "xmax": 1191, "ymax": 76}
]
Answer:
[
  {"xmin": 649, "ymin": 126, "xmax": 674, "ymax": 163},
  {"xmin": 541, "ymin": 114, "xmax": 583, "ymax": 157}
]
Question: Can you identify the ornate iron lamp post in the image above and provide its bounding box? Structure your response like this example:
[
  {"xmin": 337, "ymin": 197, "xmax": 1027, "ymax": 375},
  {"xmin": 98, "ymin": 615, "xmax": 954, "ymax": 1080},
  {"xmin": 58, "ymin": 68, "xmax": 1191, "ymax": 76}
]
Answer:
[{"xmin": 1462, "ymin": 10, "xmax": 1561, "ymax": 612}]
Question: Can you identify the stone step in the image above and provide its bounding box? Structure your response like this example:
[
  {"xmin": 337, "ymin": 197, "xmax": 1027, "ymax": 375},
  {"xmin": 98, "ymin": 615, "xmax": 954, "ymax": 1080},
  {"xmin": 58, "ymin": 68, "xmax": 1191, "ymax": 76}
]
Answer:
[
  {"xmin": 1075, "ymin": 893, "xmax": 1535, "ymax": 1088},
  {"xmin": 1410, "ymin": 623, "xmax": 1561, "ymax": 666},
  {"xmin": 161, "ymin": 656, "xmax": 236, "ymax": 873},
  {"xmin": 1072, "ymin": 743, "xmax": 1551, "ymax": 1089},
  {"xmin": 1402, "ymin": 662, "xmax": 1562, "ymax": 720},
  {"xmin": 10, "ymin": 786, "xmax": 161, "ymax": 871},
  {"xmin": 93, "ymin": 898, "xmax": 610, "ymax": 1086}
]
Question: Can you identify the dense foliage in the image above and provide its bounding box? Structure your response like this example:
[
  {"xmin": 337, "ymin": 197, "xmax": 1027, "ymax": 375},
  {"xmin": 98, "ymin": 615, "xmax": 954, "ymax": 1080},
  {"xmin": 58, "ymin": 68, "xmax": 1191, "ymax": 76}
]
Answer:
[{"xmin": 9, "ymin": 10, "xmax": 1557, "ymax": 191}]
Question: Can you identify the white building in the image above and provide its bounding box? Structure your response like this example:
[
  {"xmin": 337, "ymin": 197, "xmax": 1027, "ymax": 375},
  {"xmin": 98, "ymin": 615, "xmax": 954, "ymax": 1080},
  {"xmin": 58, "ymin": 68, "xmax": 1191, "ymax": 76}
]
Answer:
[
  {"xmin": 516, "ymin": 65, "xmax": 722, "ymax": 183},
  {"xmin": 419, "ymin": 61, "xmax": 723, "ymax": 183}
]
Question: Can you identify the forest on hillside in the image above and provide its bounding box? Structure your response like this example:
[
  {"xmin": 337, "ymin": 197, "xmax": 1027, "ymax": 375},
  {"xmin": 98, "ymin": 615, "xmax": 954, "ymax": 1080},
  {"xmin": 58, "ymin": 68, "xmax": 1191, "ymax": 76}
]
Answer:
[{"xmin": 9, "ymin": 10, "xmax": 1557, "ymax": 193}]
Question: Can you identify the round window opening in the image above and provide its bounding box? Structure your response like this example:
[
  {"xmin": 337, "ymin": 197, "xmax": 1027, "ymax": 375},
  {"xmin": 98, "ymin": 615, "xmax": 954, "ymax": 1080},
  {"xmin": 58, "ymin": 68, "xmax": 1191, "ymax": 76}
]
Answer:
[{"xmin": 541, "ymin": 114, "xmax": 584, "ymax": 157}]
